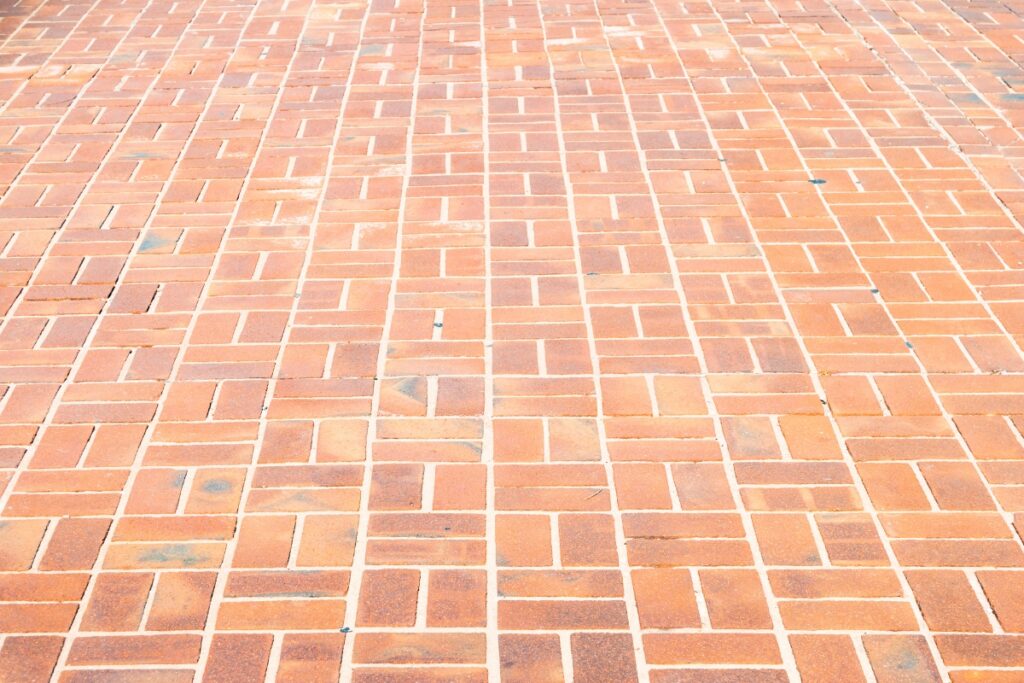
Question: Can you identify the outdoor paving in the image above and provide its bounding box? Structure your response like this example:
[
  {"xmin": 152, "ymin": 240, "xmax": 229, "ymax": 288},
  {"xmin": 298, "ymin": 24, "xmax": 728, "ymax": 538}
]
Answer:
[{"xmin": 2, "ymin": 0, "xmax": 1024, "ymax": 679}]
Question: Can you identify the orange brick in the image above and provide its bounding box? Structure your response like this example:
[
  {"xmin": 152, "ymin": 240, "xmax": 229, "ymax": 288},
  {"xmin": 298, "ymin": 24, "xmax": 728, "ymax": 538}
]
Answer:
[
  {"xmin": 357, "ymin": 569, "xmax": 419, "ymax": 627},
  {"xmin": 906, "ymin": 569, "xmax": 991, "ymax": 632},
  {"xmin": 632, "ymin": 569, "xmax": 700, "ymax": 628},
  {"xmin": 790, "ymin": 634, "xmax": 866, "ymax": 683},
  {"xmin": 499, "ymin": 634, "xmax": 563, "ymax": 682},
  {"xmin": 80, "ymin": 573, "xmax": 153, "ymax": 632},
  {"xmin": 977, "ymin": 571, "xmax": 1024, "ymax": 632},
  {"xmin": 699, "ymin": 569, "xmax": 773, "ymax": 629},
  {"xmin": 427, "ymin": 569, "xmax": 486, "ymax": 627}
]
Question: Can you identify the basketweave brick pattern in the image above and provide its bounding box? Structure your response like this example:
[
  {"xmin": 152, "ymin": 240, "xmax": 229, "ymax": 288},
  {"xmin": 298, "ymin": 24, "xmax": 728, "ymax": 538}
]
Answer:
[{"xmin": 2, "ymin": 0, "xmax": 1024, "ymax": 678}]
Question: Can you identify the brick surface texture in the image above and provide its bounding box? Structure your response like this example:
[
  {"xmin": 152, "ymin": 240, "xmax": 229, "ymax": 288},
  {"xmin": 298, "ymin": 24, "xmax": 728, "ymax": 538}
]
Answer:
[{"xmin": 1, "ymin": 0, "xmax": 1024, "ymax": 679}]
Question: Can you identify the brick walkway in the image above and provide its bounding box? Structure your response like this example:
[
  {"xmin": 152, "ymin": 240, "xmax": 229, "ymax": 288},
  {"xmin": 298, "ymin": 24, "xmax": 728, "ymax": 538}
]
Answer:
[{"xmin": 2, "ymin": 0, "xmax": 1024, "ymax": 679}]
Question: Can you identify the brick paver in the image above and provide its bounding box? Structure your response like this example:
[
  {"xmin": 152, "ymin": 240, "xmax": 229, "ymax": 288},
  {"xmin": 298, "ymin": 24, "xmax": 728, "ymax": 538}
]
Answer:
[{"xmin": 2, "ymin": 0, "xmax": 1024, "ymax": 679}]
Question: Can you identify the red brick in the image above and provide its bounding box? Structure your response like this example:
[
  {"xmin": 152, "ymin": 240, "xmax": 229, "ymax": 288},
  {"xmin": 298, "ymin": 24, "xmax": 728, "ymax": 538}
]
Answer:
[
  {"xmin": 918, "ymin": 462, "xmax": 997, "ymax": 511},
  {"xmin": 497, "ymin": 514, "xmax": 551, "ymax": 567},
  {"xmin": 779, "ymin": 600, "xmax": 918, "ymax": 631},
  {"xmin": 217, "ymin": 599, "xmax": 345, "ymax": 630},
  {"xmin": 723, "ymin": 416, "xmax": 780, "ymax": 459},
  {"xmin": 0, "ymin": 603, "xmax": 77, "ymax": 633},
  {"xmin": 0, "ymin": 636, "xmax": 64, "ymax": 682},
  {"xmin": 0, "ymin": 519, "xmax": 48, "ymax": 569},
  {"xmin": 68, "ymin": 636, "xmax": 201, "ymax": 666},
  {"xmin": 857, "ymin": 462, "xmax": 931, "ymax": 511},
  {"xmin": 499, "ymin": 634, "xmax": 563, "ymax": 682},
  {"xmin": 614, "ymin": 463, "xmax": 672, "ymax": 509},
  {"xmin": 353, "ymin": 633, "xmax": 486, "ymax": 665},
  {"xmin": 232, "ymin": 515, "xmax": 294, "ymax": 568},
  {"xmin": 39, "ymin": 518, "xmax": 110, "ymax": 571},
  {"xmin": 0, "ymin": 573, "xmax": 88, "ymax": 602},
  {"xmin": 816, "ymin": 514, "xmax": 889, "ymax": 566},
  {"xmin": 671, "ymin": 463, "xmax": 735, "ymax": 509},
  {"xmin": 779, "ymin": 415, "xmax": 842, "ymax": 460},
  {"xmin": 769, "ymin": 569, "xmax": 902, "ymax": 599},
  {"xmin": 864, "ymin": 635, "xmax": 941, "ymax": 682},
  {"xmin": 934, "ymin": 635, "xmax": 1024, "ymax": 667},
  {"xmin": 277, "ymin": 633, "xmax": 345, "ymax": 683},
  {"xmin": 699, "ymin": 569, "xmax": 772, "ymax": 629},
  {"xmin": 558, "ymin": 514, "xmax": 618, "ymax": 566},
  {"xmin": 751, "ymin": 513, "xmax": 822, "ymax": 566},
  {"xmin": 498, "ymin": 597, "xmax": 628, "ymax": 630},
  {"xmin": 317, "ymin": 419, "xmax": 367, "ymax": 462},
  {"xmin": 80, "ymin": 572, "xmax": 153, "ymax": 631},
  {"xmin": 977, "ymin": 571, "xmax": 1024, "ymax": 632},
  {"xmin": 427, "ymin": 569, "xmax": 486, "ymax": 627},
  {"xmin": 203, "ymin": 634, "xmax": 272, "ymax": 683},
  {"xmin": 433, "ymin": 464, "xmax": 486, "ymax": 509},
  {"xmin": 906, "ymin": 570, "xmax": 992, "ymax": 632},
  {"xmin": 493, "ymin": 419, "xmax": 544, "ymax": 462},
  {"xmin": 632, "ymin": 568, "xmax": 700, "ymax": 628},
  {"xmin": 644, "ymin": 633, "xmax": 781, "ymax": 665},
  {"xmin": 357, "ymin": 569, "xmax": 419, "ymax": 627},
  {"xmin": 369, "ymin": 464, "xmax": 423, "ymax": 510},
  {"xmin": 146, "ymin": 572, "xmax": 216, "ymax": 631},
  {"xmin": 790, "ymin": 634, "xmax": 866, "ymax": 683},
  {"xmin": 125, "ymin": 469, "xmax": 186, "ymax": 514},
  {"xmin": 571, "ymin": 633, "xmax": 638, "ymax": 683},
  {"xmin": 224, "ymin": 570, "xmax": 348, "ymax": 599},
  {"xmin": 296, "ymin": 514, "xmax": 358, "ymax": 567}
]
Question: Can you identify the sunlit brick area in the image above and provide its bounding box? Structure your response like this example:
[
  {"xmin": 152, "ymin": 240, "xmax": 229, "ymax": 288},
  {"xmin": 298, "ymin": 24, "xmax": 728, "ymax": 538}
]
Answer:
[{"xmin": 2, "ymin": 0, "xmax": 1024, "ymax": 679}]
